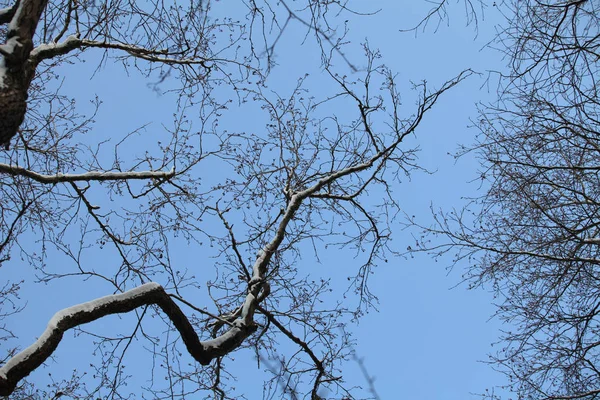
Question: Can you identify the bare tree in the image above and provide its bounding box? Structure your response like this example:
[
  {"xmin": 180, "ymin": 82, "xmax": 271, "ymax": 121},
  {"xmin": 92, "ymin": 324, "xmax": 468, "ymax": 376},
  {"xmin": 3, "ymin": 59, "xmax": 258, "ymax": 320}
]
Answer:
[
  {"xmin": 417, "ymin": 0, "xmax": 600, "ymax": 399},
  {"xmin": 0, "ymin": 0, "xmax": 472, "ymax": 398}
]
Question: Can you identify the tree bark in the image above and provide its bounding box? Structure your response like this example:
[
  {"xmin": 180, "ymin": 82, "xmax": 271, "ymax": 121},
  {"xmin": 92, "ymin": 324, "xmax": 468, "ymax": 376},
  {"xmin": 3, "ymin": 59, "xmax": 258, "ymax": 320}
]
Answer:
[
  {"xmin": 0, "ymin": 0, "xmax": 48, "ymax": 149},
  {"xmin": 0, "ymin": 283, "xmax": 258, "ymax": 396}
]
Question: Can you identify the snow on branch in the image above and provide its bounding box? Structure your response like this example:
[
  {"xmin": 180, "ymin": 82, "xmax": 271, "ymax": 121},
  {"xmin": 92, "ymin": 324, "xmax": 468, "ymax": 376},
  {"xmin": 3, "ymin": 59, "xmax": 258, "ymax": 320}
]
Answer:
[
  {"xmin": 0, "ymin": 282, "xmax": 258, "ymax": 396},
  {"xmin": 0, "ymin": 163, "xmax": 175, "ymax": 183},
  {"xmin": 0, "ymin": 5, "xmax": 16, "ymax": 25},
  {"xmin": 5, "ymin": 0, "xmax": 48, "ymax": 62},
  {"xmin": 28, "ymin": 34, "xmax": 81, "ymax": 62}
]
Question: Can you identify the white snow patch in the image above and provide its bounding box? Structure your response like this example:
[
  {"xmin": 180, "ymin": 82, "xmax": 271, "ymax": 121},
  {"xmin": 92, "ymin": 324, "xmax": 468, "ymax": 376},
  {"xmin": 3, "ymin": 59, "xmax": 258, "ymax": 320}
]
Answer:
[
  {"xmin": 0, "ymin": 36, "xmax": 21, "ymax": 89},
  {"xmin": 0, "ymin": 282, "xmax": 161, "ymax": 380},
  {"xmin": 30, "ymin": 35, "xmax": 81, "ymax": 59},
  {"xmin": 7, "ymin": 3, "xmax": 23, "ymax": 33},
  {"xmin": 0, "ymin": 56, "xmax": 6, "ymax": 89},
  {"xmin": 30, "ymin": 42, "xmax": 54, "ymax": 54},
  {"xmin": 48, "ymin": 282, "xmax": 161, "ymax": 326}
]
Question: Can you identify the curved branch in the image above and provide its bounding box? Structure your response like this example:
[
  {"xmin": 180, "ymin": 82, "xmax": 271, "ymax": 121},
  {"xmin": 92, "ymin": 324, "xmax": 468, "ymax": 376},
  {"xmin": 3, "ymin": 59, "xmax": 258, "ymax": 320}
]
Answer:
[
  {"xmin": 0, "ymin": 282, "xmax": 257, "ymax": 396},
  {"xmin": 0, "ymin": 163, "xmax": 175, "ymax": 183}
]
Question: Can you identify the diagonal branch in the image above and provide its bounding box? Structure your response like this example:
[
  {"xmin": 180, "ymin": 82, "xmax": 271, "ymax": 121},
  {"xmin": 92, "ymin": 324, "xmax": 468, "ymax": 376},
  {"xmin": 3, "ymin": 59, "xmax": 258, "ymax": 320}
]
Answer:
[
  {"xmin": 0, "ymin": 3, "xmax": 17, "ymax": 25},
  {"xmin": 0, "ymin": 196, "xmax": 34, "ymax": 256},
  {"xmin": 257, "ymin": 305, "xmax": 324, "ymax": 372},
  {"xmin": 257, "ymin": 305, "xmax": 342, "ymax": 399}
]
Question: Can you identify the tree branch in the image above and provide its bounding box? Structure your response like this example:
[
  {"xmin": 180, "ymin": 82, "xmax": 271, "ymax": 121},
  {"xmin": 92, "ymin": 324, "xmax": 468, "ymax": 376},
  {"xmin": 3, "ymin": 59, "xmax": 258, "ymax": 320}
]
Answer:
[
  {"xmin": 0, "ymin": 163, "xmax": 175, "ymax": 183},
  {"xmin": 257, "ymin": 305, "xmax": 324, "ymax": 373},
  {"xmin": 2, "ymin": 0, "xmax": 48, "ymax": 63},
  {"xmin": 29, "ymin": 35, "xmax": 210, "ymax": 69},
  {"xmin": 0, "ymin": 282, "xmax": 258, "ymax": 396},
  {"xmin": 0, "ymin": 3, "xmax": 17, "ymax": 25}
]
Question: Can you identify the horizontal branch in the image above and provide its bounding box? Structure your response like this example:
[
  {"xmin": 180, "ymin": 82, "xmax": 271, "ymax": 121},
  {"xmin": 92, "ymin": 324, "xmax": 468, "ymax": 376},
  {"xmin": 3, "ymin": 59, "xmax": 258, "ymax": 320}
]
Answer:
[
  {"xmin": 543, "ymin": 388, "xmax": 600, "ymax": 400},
  {"xmin": 0, "ymin": 163, "xmax": 175, "ymax": 183},
  {"xmin": 28, "ymin": 33, "xmax": 81, "ymax": 61},
  {"xmin": 490, "ymin": 158, "xmax": 600, "ymax": 171},
  {"xmin": 29, "ymin": 35, "xmax": 210, "ymax": 68},
  {"xmin": 0, "ymin": 282, "xmax": 257, "ymax": 396}
]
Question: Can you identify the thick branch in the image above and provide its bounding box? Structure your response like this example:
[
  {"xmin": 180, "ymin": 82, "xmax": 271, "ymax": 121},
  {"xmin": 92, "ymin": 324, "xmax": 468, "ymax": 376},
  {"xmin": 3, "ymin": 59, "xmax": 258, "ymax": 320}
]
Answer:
[
  {"xmin": 0, "ymin": 3, "xmax": 17, "ymax": 25},
  {"xmin": 0, "ymin": 0, "xmax": 49, "ymax": 148},
  {"xmin": 0, "ymin": 282, "xmax": 257, "ymax": 396},
  {"xmin": 2, "ymin": 0, "xmax": 48, "ymax": 63},
  {"xmin": 0, "ymin": 163, "xmax": 175, "ymax": 183},
  {"xmin": 27, "ymin": 33, "xmax": 81, "ymax": 62}
]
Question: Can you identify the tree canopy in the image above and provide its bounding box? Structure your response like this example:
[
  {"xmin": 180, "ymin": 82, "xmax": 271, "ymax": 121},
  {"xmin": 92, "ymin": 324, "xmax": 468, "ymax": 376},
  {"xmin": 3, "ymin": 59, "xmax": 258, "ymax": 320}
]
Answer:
[
  {"xmin": 0, "ymin": 0, "xmax": 472, "ymax": 398},
  {"xmin": 422, "ymin": 1, "xmax": 600, "ymax": 399},
  {"xmin": 4, "ymin": 0, "xmax": 600, "ymax": 398}
]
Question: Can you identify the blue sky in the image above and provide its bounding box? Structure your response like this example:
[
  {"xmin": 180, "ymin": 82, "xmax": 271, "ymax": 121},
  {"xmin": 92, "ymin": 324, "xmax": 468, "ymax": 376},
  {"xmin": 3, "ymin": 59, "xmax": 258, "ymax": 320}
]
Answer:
[{"xmin": 2, "ymin": 2, "xmax": 516, "ymax": 399}]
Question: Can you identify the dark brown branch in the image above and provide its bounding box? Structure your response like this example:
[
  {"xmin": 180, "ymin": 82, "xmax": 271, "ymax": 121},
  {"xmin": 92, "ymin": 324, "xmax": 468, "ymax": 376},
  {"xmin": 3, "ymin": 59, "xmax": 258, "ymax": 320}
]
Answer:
[
  {"xmin": 0, "ymin": 196, "xmax": 32, "ymax": 256},
  {"xmin": 257, "ymin": 305, "xmax": 324, "ymax": 372},
  {"xmin": 211, "ymin": 205, "xmax": 250, "ymax": 280},
  {"xmin": 543, "ymin": 389, "xmax": 600, "ymax": 400},
  {"xmin": 0, "ymin": 2, "xmax": 17, "ymax": 25},
  {"xmin": 28, "ymin": 35, "xmax": 210, "ymax": 68},
  {"xmin": 70, "ymin": 182, "xmax": 132, "ymax": 247}
]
